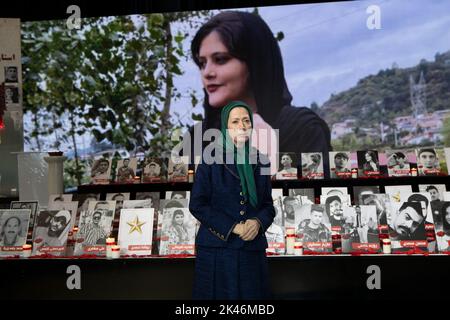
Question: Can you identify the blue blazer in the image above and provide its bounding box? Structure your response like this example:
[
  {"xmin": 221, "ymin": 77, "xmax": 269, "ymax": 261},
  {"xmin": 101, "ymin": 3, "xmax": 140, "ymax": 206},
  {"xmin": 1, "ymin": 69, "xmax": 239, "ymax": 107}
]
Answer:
[{"xmin": 189, "ymin": 150, "xmax": 275, "ymax": 251}]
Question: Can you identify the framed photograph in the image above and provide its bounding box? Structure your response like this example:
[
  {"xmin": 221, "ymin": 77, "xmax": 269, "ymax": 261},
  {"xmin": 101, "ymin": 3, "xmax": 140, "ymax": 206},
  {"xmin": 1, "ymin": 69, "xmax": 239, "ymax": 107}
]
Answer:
[
  {"xmin": 357, "ymin": 150, "xmax": 380, "ymax": 177},
  {"xmin": 274, "ymin": 152, "xmax": 298, "ymax": 180},
  {"xmin": 266, "ymin": 197, "xmax": 285, "ymax": 254},
  {"xmin": 4, "ymin": 85, "xmax": 19, "ymax": 105},
  {"xmin": 90, "ymin": 158, "xmax": 112, "ymax": 184},
  {"xmin": 118, "ymin": 208, "xmax": 154, "ymax": 256},
  {"xmin": 142, "ymin": 157, "xmax": 166, "ymax": 183},
  {"xmin": 301, "ymin": 152, "xmax": 324, "ymax": 179},
  {"xmin": 115, "ymin": 158, "xmax": 138, "ymax": 183},
  {"xmin": 341, "ymin": 205, "xmax": 380, "ymax": 253},
  {"xmin": 167, "ymin": 155, "xmax": 189, "ymax": 183},
  {"xmin": 0, "ymin": 209, "xmax": 31, "ymax": 255},
  {"xmin": 388, "ymin": 201, "xmax": 428, "ymax": 253},
  {"xmin": 329, "ymin": 151, "xmax": 352, "ymax": 179},
  {"xmin": 385, "ymin": 149, "xmax": 415, "ymax": 177},
  {"xmin": 159, "ymin": 208, "xmax": 197, "ymax": 255},
  {"xmin": 296, "ymin": 204, "xmax": 332, "ymax": 253},
  {"xmin": 280, "ymin": 196, "xmax": 302, "ymax": 228},
  {"xmin": 74, "ymin": 200, "xmax": 116, "ymax": 256},
  {"xmin": 10, "ymin": 201, "xmax": 38, "ymax": 238},
  {"xmin": 32, "ymin": 209, "xmax": 72, "ymax": 256}
]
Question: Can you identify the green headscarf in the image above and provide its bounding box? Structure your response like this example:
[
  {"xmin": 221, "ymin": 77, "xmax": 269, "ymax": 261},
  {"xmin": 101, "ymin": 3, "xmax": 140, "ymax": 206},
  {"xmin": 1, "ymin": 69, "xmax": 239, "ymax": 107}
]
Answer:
[{"xmin": 220, "ymin": 101, "xmax": 258, "ymax": 208}]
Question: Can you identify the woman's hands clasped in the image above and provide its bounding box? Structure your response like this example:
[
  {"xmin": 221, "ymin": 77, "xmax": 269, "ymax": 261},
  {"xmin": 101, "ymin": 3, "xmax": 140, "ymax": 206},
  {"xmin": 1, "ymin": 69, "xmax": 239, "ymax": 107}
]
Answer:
[{"xmin": 233, "ymin": 219, "xmax": 260, "ymax": 241}]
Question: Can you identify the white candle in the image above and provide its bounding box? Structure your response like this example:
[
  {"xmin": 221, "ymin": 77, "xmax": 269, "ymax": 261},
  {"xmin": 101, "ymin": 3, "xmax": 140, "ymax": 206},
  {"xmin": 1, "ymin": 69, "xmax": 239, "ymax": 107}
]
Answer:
[
  {"xmin": 351, "ymin": 168, "xmax": 358, "ymax": 179},
  {"xmin": 382, "ymin": 239, "xmax": 391, "ymax": 254},
  {"xmin": 22, "ymin": 244, "xmax": 32, "ymax": 258},
  {"xmin": 188, "ymin": 170, "xmax": 194, "ymax": 183},
  {"xmin": 106, "ymin": 237, "xmax": 115, "ymax": 259},
  {"xmin": 111, "ymin": 245, "xmax": 120, "ymax": 259},
  {"xmin": 411, "ymin": 168, "xmax": 418, "ymax": 177},
  {"xmin": 294, "ymin": 242, "xmax": 303, "ymax": 255},
  {"xmin": 286, "ymin": 228, "xmax": 295, "ymax": 255}
]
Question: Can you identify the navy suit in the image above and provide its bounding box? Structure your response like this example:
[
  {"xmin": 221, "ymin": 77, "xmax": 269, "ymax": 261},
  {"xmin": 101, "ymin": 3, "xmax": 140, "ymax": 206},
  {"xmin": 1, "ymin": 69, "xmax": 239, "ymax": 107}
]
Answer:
[
  {"xmin": 189, "ymin": 150, "xmax": 275, "ymax": 299},
  {"xmin": 189, "ymin": 151, "xmax": 275, "ymax": 250}
]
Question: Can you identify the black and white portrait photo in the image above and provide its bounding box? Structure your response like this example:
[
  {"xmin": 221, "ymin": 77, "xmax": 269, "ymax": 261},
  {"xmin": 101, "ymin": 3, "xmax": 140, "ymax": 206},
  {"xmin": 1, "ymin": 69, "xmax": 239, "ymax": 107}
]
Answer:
[
  {"xmin": 32, "ymin": 209, "xmax": 71, "ymax": 256},
  {"xmin": 142, "ymin": 157, "xmax": 165, "ymax": 182},
  {"xmin": 265, "ymin": 197, "xmax": 285, "ymax": 254},
  {"xmin": 301, "ymin": 152, "xmax": 324, "ymax": 179},
  {"xmin": 74, "ymin": 200, "xmax": 116, "ymax": 255},
  {"xmin": 159, "ymin": 207, "xmax": 197, "ymax": 255},
  {"xmin": 168, "ymin": 155, "xmax": 189, "ymax": 182},
  {"xmin": 329, "ymin": 151, "xmax": 352, "ymax": 179},
  {"xmin": 0, "ymin": 209, "xmax": 31, "ymax": 254},
  {"xmin": 275, "ymin": 152, "xmax": 298, "ymax": 180},
  {"xmin": 386, "ymin": 150, "xmax": 412, "ymax": 177},
  {"xmin": 115, "ymin": 158, "xmax": 137, "ymax": 183},
  {"xmin": 357, "ymin": 150, "xmax": 380, "ymax": 177},
  {"xmin": 90, "ymin": 158, "xmax": 112, "ymax": 183},
  {"xmin": 4, "ymin": 66, "xmax": 18, "ymax": 83},
  {"xmin": 4, "ymin": 86, "xmax": 19, "ymax": 104},
  {"xmin": 281, "ymin": 196, "xmax": 302, "ymax": 227},
  {"xmin": 10, "ymin": 201, "xmax": 38, "ymax": 231},
  {"xmin": 295, "ymin": 204, "xmax": 332, "ymax": 253},
  {"xmin": 388, "ymin": 201, "xmax": 428, "ymax": 252}
]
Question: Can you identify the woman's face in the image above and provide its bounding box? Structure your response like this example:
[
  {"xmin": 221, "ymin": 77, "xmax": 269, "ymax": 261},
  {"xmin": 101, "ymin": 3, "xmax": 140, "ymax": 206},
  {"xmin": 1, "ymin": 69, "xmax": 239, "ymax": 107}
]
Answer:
[
  {"xmin": 4, "ymin": 218, "xmax": 20, "ymax": 241},
  {"xmin": 174, "ymin": 213, "xmax": 184, "ymax": 225},
  {"xmin": 198, "ymin": 31, "xmax": 252, "ymax": 108},
  {"xmin": 365, "ymin": 153, "xmax": 372, "ymax": 162},
  {"xmin": 227, "ymin": 107, "xmax": 252, "ymax": 145}
]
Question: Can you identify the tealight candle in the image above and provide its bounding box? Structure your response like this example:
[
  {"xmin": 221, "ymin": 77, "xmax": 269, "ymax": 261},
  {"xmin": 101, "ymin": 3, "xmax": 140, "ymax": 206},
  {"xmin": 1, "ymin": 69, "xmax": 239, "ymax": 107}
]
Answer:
[
  {"xmin": 188, "ymin": 170, "xmax": 194, "ymax": 183},
  {"xmin": 111, "ymin": 245, "xmax": 120, "ymax": 259},
  {"xmin": 382, "ymin": 239, "xmax": 391, "ymax": 254},
  {"xmin": 22, "ymin": 244, "xmax": 32, "ymax": 258},
  {"xmin": 294, "ymin": 242, "xmax": 303, "ymax": 255},
  {"xmin": 106, "ymin": 237, "xmax": 115, "ymax": 259},
  {"xmin": 285, "ymin": 228, "xmax": 295, "ymax": 255}
]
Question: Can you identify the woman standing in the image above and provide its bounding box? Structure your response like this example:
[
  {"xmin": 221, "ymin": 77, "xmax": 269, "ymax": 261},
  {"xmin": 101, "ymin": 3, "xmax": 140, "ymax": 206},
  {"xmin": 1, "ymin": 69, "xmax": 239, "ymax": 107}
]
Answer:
[
  {"xmin": 183, "ymin": 11, "xmax": 331, "ymax": 175},
  {"xmin": 189, "ymin": 101, "xmax": 275, "ymax": 299}
]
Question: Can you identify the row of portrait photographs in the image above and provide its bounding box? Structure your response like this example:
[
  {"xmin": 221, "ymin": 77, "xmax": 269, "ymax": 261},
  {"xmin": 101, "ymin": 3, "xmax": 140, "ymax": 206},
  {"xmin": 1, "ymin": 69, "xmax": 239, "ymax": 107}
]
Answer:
[
  {"xmin": 274, "ymin": 148, "xmax": 450, "ymax": 180},
  {"xmin": 267, "ymin": 184, "xmax": 450, "ymax": 254},
  {"xmin": 0, "ymin": 210, "xmax": 31, "ymax": 256},
  {"xmin": 89, "ymin": 156, "xmax": 191, "ymax": 185}
]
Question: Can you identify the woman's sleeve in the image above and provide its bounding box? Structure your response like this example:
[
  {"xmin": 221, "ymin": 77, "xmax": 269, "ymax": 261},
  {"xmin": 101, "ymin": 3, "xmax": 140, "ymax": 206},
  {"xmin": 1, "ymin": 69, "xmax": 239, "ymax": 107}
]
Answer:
[
  {"xmin": 189, "ymin": 163, "xmax": 238, "ymax": 241},
  {"xmin": 254, "ymin": 164, "xmax": 276, "ymax": 233}
]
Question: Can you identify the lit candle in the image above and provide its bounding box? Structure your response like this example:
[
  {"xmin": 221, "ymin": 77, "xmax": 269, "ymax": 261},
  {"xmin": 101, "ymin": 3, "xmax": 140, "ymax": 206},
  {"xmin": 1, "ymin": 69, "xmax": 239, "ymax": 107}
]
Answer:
[
  {"xmin": 351, "ymin": 168, "xmax": 358, "ymax": 179},
  {"xmin": 410, "ymin": 168, "xmax": 417, "ymax": 177},
  {"xmin": 286, "ymin": 228, "xmax": 295, "ymax": 255},
  {"xmin": 22, "ymin": 244, "xmax": 32, "ymax": 258},
  {"xmin": 111, "ymin": 245, "xmax": 121, "ymax": 259},
  {"xmin": 188, "ymin": 170, "xmax": 194, "ymax": 183},
  {"xmin": 382, "ymin": 239, "xmax": 391, "ymax": 254},
  {"xmin": 294, "ymin": 242, "xmax": 303, "ymax": 255},
  {"xmin": 106, "ymin": 237, "xmax": 115, "ymax": 259}
]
